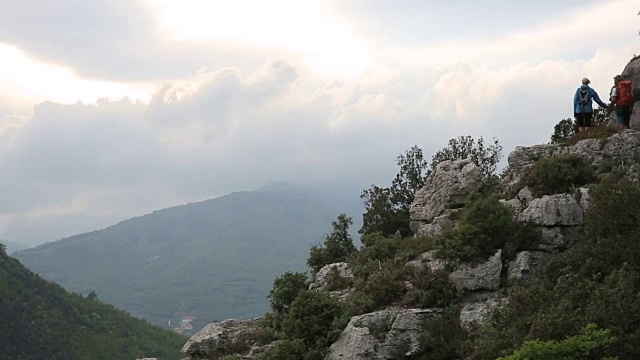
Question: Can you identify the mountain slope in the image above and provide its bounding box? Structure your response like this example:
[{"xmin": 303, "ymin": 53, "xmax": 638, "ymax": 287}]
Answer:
[
  {"xmin": 0, "ymin": 239, "xmax": 26, "ymax": 254},
  {"xmin": 0, "ymin": 247, "xmax": 186, "ymax": 360},
  {"xmin": 15, "ymin": 185, "xmax": 356, "ymax": 332}
]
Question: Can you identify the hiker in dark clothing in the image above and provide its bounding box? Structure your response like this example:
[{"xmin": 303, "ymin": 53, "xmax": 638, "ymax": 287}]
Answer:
[
  {"xmin": 610, "ymin": 74, "xmax": 634, "ymax": 129},
  {"xmin": 573, "ymin": 77, "xmax": 608, "ymax": 133}
]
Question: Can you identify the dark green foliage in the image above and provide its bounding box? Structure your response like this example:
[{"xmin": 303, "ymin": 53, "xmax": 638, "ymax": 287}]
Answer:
[
  {"xmin": 466, "ymin": 182, "xmax": 640, "ymax": 359},
  {"xmin": 434, "ymin": 194, "xmax": 537, "ymax": 263},
  {"xmin": 255, "ymin": 339, "xmax": 308, "ymax": 360},
  {"xmin": 403, "ymin": 268, "xmax": 459, "ymax": 309},
  {"xmin": 308, "ymin": 214, "xmax": 357, "ymax": 274},
  {"xmin": 268, "ymin": 272, "xmax": 309, "ymax": 316},
  {"xmin": 0, "ymin": 251, "xmax": 186, "ymax": 360},
  {"xmin": 497, "ymin": 324, "xmax": 618, "ymax": 360},
  {"xmin": 551, "ymin": 118, "xmax": 576, "ymax": 143},
  {"xmin": 324, "ymin": 266, "xmax": 355, "ymax": 292},
  {"xmin": 360, "ymin": 146, "xmax": 429, "ymax": 238},
  {"xmin": 417, "ymin": 306, "xmax": 468, "ymax": 360},
  {"xmin": 14, "ymin": 187, "xmax": 342, "ymax": 332},
  {"xmin": 431, "ymin": 136, "xmax": 503, "ymax": 178},
  {"xmin": 520, "ymin": 154, "xmax": 597, "ymax": 197},
  {"xmin": 282, "ymin": 290, "xmax": 345, "ymax": 349}
]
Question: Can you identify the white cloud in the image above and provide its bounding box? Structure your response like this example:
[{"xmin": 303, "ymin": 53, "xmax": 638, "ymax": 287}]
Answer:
[{"xmin": 0, "ymin": 0, "xmax": 638, "ymax": 245}]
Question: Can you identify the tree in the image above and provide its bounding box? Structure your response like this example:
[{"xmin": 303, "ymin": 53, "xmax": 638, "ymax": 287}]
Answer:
[
  {"xmin": 360, "ymin": 145, "xmax": 429, "ymax": 238},
  {"xmin": 87, "ymin": 290, "xmax": 98, "ymax": 301},
  {"xmin": 551, "ymin": 118, "xmax": 576, "ymax": 143},
  {"xmin": 0, "ymin": 243, "xmax": 6, "ymax": 255},
  {"xmin": 268, "ymin": 272, "xmax": 309, "ymax": 316},
  {"xmin": 307, "ymin": 214, "xmax": 357, "ymax": 274},
  {"xmin": 430, "ymin": 136, "xmax": 503, "ymax": 178}
]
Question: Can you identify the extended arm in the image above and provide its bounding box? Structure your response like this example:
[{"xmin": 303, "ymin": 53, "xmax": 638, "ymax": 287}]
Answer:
[{"xmin": 591, "ymin": 89, "xmax": 608, "ymax": 108}]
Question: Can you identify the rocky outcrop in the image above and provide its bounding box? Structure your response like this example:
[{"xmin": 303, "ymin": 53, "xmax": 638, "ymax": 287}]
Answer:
[
  {"xmin": 327, "ymin": 309, "xmax": 440, "ymax": 359},
  {"xmin": 410, "ymin": 159, "xmax": 482, "ymax": 233},
  {"xmin": 459, "ymin": 293, "xmax": 506, "ymax": 330},
  {"xmin": 507, "ymin": 251, "xmax": 549, "ymax": 284},
  {"xmin": 518, "ymin": 194, "xmax": 583, "ymax": 227},
  {"xmin": 310, "ymin": 262, "xmax": 354, "ymax": 291},
  {"xmin": 182, "ymin": 318, "xmax": 263, "ymax": 359},
  {"xmin": 449, "ymin": 250, "xmax": 502, "ymax": 292},
  {"xmin": 622, "ymin": 56, "xmax": 640, "ymax": 130},
  {"xmin": 415, "ymin": 209, "xmax": 458, "ymax": 237}
]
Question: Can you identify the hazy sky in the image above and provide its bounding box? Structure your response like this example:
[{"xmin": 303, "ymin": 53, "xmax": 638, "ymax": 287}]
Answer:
[{"xmin": 0, "ymin": 0, "xmax": 638, "ymax": 246}]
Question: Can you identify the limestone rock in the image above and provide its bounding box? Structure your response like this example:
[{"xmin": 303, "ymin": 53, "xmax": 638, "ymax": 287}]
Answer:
[
  {"xmin": 410, "ymin": 159, "xmax": 482, "ymax": 226},
  {"xmin": 449, "ymin": 250, "xmax": 502, "ymax": 292},
  {"xmin": 622, "ymin": 56, "xmax": 640, "ymax": 130},
  {"xmin": 601, "ymin": 131, "xmax": 640, "ymax": 164},
  {"xmin": 518, "ymin": 194, "xmax": 583, "ymax": 226},
  {"xmin": 182, "ymin": 318, "xmax": 262, "ymax": 359},
  {"xmin": 555, "ymin": 138, "xmax": 604, "ymax": 164},
  {"xmin": 502, "ymin": 145, "xmax": 552, "ymax": 189},
  {"xmin": 405, "ymin": 250, "xmax": 447, "ymax": 273},
  {"xmin": 577, "ymin": 187, "xmax": 591, "ymax": 214},
  {"xmin": 459, "ymin": 294, "xmax": 505, "ymax": 330},
  {"xmin": 538, "ymin": 227, "xmax": 571, "ymax": 251},
  {"xmin": 415, "ymin": 210, "xmax": 457, "ymax": 237},
  {"xmin": 310, "ymin": 262, "xmax": 354, "ymax": 291},
  {"xmin": 327, "ymin": 309, "xmax": 440, "ymax": 360},
  {"xmin": 507, "ymin": 251, "xmax": 549, "ymax": 284}
]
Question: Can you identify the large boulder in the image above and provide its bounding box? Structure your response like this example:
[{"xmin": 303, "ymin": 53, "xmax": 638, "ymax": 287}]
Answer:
[
  {"xmin": 327, "ymin": 309, "xmax": 440, "ymax": 359},
  {"xmin": 502, "ymin": 144, "xmax": 552, "ymax": 190},
  {"xmin": 182, "ymin": 318, "xmax": 263, "ymax": 359},
  {"xmin": 622, "ymin": 56, "xmax": 640, "ymax": 129},
  {"xmin": 459, "ymin": 293, "xmax": 506, "ymax": 330},
  {"xmin": 415, "ymin": 210, "xmax": 457, "ymax": 237},
  {"xmin": 410, "ymin": 158, "xmax": 482, "ymax": 230},
  {"xmin": 518, "ymin": 194, "xmax": 583, "ymax": 227}
]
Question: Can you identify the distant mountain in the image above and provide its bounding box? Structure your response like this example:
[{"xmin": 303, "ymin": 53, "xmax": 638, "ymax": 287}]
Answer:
[
  {"xmin": 15, "ymin": 184, "xmax": 362, "ymax": 333},
  {"xmin": 0, "ymin": 239, "xmax": 27, "ymax": 254},
  {"xmin": 0, "ymin": 246, "xmax": 186, "ymax": 360}
]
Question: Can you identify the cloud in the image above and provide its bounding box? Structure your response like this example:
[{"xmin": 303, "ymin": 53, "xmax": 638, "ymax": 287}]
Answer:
[{"xmin": 0, "ymin": 0, "xmax": 638, "ymax": 245}]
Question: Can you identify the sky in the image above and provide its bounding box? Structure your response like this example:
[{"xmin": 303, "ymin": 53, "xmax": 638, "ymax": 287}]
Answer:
[{"xmin": 0, "ymin": 0, "xmax": 638, "ymax": 246}]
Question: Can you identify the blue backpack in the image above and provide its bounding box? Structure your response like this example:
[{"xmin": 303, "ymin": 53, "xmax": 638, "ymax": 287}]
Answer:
[{"xmin": 579, "ymin": 87, "xmax": 592, "ymax": 105}]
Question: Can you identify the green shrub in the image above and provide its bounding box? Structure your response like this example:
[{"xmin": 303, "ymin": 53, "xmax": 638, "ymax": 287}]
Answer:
[
  {"xmin": 434, "ymin": 194, "xmax": 536, "ymax": 263},
  {"xmin": 282, "ymin": 290, "xmax": 344, "ymax": 349},
  {"xmin": 255, "ymin": 339, "xmax": 308, "ymax": 360},
  {"xmin": 324, "ymin": 265, "xmax": 355, "ymax": 292},
  {"xmin": 403, "ymin": 268, "xmax": 459, "ymax": 308},
  {"xmin": 497, "ymin": 323, "xmax": 618, "ymax": 360},
  {"xmin": 520, "ymin": 154, "xmax": 596, "ymax": 197},
  {"xmin": 418, "ymin": 306, "xmax": 468, "ymax": 360}
]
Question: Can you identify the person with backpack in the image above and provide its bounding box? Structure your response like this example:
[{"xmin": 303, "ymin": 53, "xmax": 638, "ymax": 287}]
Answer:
[
  {"xmin": 574, "ymin": 77, "xmax": 609, "ymax": 133},
  {"xmin": 610, "ymin": 74, "xmax": 634, "ymax": 129}
]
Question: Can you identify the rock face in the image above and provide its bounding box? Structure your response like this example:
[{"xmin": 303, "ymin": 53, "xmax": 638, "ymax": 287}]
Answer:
[
  {"xmin": 182, "ymin": 318, "xmax": 263, "ymax": 359},
  {"xmin": 518, "ymin": 194, "xmax": 584, "ymax": 227},
  {"xmin": 459, "ymin": 294, "xmax": 506, "ymax": 330},
  {"xmin": 310, "ymin": 262, "xmax": 354, "ymax": 291},
  {"xmin": 449, "ymin": 250, "xmax": 502, "ymax": 292},
  {"xmin": 327, "ymin": 309, "xmax": 440, "ymax": 360},
  {"xmin": 507, "ymin": 251, "xmax": 549, "ymax": 284},
  {"xmin": 622, "ymin": 56, "xmax": 640, "ymax": 130},
  {"xmin": 410, "ymin": 159, "xmax": 482, "ymax": 233}
]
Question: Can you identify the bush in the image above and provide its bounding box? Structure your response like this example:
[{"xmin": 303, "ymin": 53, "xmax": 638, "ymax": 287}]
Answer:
[
  {"xmin": 403, "ymin": 267, "xmax": 459, "ymax": 308},
  {"xmin": 520, "ymin": 154, "xmax": 596, "ymax": 197},
  {"xmin": 282, "ymin": 290, "xmax": 344, "ymax": 349},
  {"xmin": 434, "ymin": 194, "xmax": 537, "ymax": 263},
  {"xmin": 497, "ymin": 323, "xmax": 618, "ymax": 360},
  {"xmin": 550, "ymin": 118, "xmax": 576, "ymax": 144}
]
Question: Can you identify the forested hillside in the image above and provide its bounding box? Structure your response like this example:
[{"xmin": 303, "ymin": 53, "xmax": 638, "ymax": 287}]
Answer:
[
  {"xmin": 0, "ymin": 244, "xmax": 186, "ymax": 360},
  {"xmin": 15, "ymin": 184, "xmax": 360, "ymax": 332}
]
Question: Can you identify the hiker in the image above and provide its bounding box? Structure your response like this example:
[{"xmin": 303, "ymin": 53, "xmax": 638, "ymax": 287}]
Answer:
[
  {"xmin": 610, "ymin": 74, "xmax": 634, "ymax": 129},
  {"xmin": 573, "ymin": 77, "xmax": 608, "ymax": 133}
]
